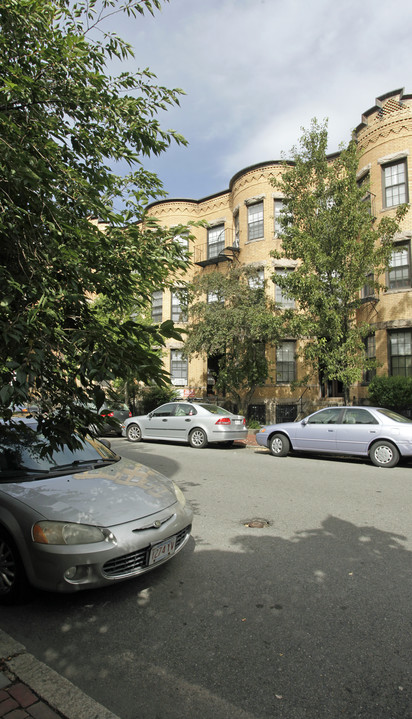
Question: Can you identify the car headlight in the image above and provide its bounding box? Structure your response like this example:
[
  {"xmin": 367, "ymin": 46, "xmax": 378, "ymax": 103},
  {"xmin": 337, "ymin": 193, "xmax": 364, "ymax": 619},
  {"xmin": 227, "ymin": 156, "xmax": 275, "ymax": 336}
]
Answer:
[
  {"xmin": 172, "ymin": 482, "xmax": 186, "ymax": 508},
  {"xmin": 32, "ymin": 521, "xmax": 114, "ymax": 545}
]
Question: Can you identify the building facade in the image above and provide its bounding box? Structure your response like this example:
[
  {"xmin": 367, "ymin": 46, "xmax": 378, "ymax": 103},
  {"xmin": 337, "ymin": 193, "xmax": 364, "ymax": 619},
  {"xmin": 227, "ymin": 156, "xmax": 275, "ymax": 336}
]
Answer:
[{"xmin": 146, "ymin": 89, "xmax": 412, "ymax": 422}]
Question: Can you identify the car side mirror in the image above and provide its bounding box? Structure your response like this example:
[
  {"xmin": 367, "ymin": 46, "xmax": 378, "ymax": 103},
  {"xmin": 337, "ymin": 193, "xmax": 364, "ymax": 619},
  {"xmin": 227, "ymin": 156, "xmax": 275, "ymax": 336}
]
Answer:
[
  {"xmin": 301, "ymin": 419, "xmax": 308, "ymax": 426},
  {"xmin": 148, "ymin": 412, "xmax": 153, "ymax": 419}
]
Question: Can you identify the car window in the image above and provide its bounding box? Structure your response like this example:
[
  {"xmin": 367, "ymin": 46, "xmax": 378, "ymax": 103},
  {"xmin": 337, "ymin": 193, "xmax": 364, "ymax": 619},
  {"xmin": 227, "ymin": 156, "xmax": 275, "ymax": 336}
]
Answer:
[
  {"xmin": 308, "ymin": 408, "xmax": 342, "ymax": 425},
  {"xmin": 378, "ymin": 408, "xmax": 412, "ymax": 424},
  {"xmin": 199, "ymin": 404, "xmax": 233, "ymax": 416},
  {"xmin": 0, "ymin": 430, "xmax": 117, "ymax": 479},
  {"xmin": 151, "ymin": 404, "xmax": 175, "ymax": 417},
  {"xmin": 343, "ymin": 409, "xmax": 378, "ymax": 425},
  {"xmin": 174, "ymin": 404, "xmax": 197, "ymax": 417}
]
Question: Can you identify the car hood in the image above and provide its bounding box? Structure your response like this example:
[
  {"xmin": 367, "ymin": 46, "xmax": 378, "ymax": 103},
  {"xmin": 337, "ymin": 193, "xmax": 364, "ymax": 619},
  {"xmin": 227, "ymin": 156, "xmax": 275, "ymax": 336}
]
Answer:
[{"xmin": 0, "ymin": 457, "xmax": 178, "ymax": 526}]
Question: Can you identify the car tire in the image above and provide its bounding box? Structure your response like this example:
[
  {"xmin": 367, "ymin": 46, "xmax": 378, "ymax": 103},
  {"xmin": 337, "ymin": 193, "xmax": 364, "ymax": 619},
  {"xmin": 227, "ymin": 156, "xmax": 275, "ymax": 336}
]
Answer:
[
  {"xmin": 269, "ymin": 433, "xmax": 290, "ymax": 457},
  {"xmin": 369, "ymin": 440, "xmax": 400, "ymax": 468},
  {"xmin": 0, "ymin": 529, "xmax": 29, "ymax": 606},
  {"xmin": 126, "ymin": 423, "xmax": 142, "ymax": 442},
  {"xmin": 189, "ymin": 428, "xmax": 208, "ymax": 449}
]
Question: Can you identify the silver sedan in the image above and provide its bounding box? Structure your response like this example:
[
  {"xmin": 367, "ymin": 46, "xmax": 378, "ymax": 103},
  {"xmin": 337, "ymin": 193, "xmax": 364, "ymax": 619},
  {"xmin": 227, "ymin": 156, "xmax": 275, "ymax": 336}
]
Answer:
[
  {"xmin": 122, "ymin": 401, "xmax": 247, "ymax": 448},
  {"xmin": 256, "ymin": 406, "xmax": 412, "ymax": 468},
  {"xmin": 0, "ymin": 422, "xmax": 192, "ymax": 604}
]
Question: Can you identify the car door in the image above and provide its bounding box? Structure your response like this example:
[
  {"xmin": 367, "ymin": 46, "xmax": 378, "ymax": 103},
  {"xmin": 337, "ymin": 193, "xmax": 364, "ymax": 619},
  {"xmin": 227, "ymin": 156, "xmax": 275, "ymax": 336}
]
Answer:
[
  {"xmin": 293, "ymin": 407, "xmax": 344, "ymax": 453},
  {"xmin": 168, "ymin": 403, "xmax": 197, "ymax": 441},
  {"xmin": 335, "ymin": 408, "xmax": 381, "ymax": 455},
  {"xmin": 144, "ymin": 403, "xmax": 177, "ymax": 439}
]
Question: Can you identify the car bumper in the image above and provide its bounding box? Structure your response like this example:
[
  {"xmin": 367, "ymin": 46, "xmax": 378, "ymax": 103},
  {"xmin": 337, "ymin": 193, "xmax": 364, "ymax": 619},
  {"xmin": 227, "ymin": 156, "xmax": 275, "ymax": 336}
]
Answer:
[
  {"xmin": 256, "ymin": 431, "xmax": 269, "ymax": 447},
  {"xmin": 25, "ymin": 504, "xmax": 193, "ymax": 594}
]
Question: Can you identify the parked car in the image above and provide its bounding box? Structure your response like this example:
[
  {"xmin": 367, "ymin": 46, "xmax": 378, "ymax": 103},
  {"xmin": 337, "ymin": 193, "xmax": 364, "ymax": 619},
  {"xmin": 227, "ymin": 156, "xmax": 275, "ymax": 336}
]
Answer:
[
  {"xmin": 122, "ymin": 401, "xmax": 247, "ymax": 448},
  {"xmin": 98, "ymin": 402, "xmax": 132, "ymax": 436},
  {"xmin": 256, "ymin": 406, "xmax": 412, "ymax": 468},
  {"xmin": 0, "ymin": 419, "xmax": 192, "ymax": 604}
]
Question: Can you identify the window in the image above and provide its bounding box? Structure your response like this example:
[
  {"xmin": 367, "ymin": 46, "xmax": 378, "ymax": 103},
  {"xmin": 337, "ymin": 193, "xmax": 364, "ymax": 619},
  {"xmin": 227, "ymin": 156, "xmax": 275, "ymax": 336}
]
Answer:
[
  {"xmin": 170, "ymin": 350, "xmax": 188, "ymax": 385},
  {"xmin": 382, "ymin": 159, "xmax": 408, "ymax": 208},
  {"xmin": 342, "ymin": 409, "xmax": 378, "ymax": 425},
  {"xmin": 363, "ymin": 334, "xmax": 376, "ymax": 383},
  {"xmin": 389, "ymin": 329, "xmax": 412, "ymax": 377},
  {"xmin": 151, "ymin": 290, "xmax": 163, "ymax": 322},
  {"xmin": 274, "ymin": 199, "xmax": 285, "ymax": 236},
  {"xmin": 248, "ymin": 269, "xmax": 264, "ymax": 289},
  {"xmin": 388, "ymin": 242, "xmax": 411, "ymax": 289},
  {"xmin": 274, "ymin": 269, "xmax": 295, "ymax": 308},
  {"xmin": 308, "ymin": 408, "xmax": 342, "ymax": 424},
  {"xmin": 207, "ymin": 224, "xmax": 225, "ymax": 259},
  {"xmin": 171, "ymin": 288, "xmax": 187, "ymax": 322},
  {"xmin": 234, "ymin": 213, "xmax": 240, "ymax": 247},
  {"xmin": 361, "ymin": 272, "xmax": 375, "ymax": 299},
  {"xmin": 151, "ymin": 403, "xmax": 176, "ymax": 417},
  {"xmin": 247, "ymin": 202, "xmax": 264, "ymax": 241},
  {"xmin": 276, "ymin": 341, "xmax": 295, "ymax": 383},
  {"xmin": 207, "ymin": 291, "xmax": 220, "ymax": 303}
]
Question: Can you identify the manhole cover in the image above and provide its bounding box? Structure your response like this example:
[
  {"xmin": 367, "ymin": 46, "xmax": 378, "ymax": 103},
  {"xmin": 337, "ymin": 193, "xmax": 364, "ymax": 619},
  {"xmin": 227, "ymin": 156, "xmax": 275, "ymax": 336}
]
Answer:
[{"xmin": 243, "ymin": 518, "xmax": 270, "ymax": 528}]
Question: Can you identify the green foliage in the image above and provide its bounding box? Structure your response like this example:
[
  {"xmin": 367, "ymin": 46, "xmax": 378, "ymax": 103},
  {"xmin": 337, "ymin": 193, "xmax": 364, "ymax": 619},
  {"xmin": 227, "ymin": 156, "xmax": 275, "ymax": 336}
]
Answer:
[
  {"xmin": 0, "ymin": 0, "xmax": 191, "ymax": 447},
  {"xmin": 246, "ymin": 418, "xmax": 261, "ymax": 430},
  {"xmin": 368, "ymin": 375, "xmax": 412, "ymax": 410},
  {"xmin": 138, "ymin": 385, "xmax": 179, "ymax": 414},
  {"xmin": 184, "ymin": 266, "xmax": 283, "ymax": 415},
  {"xmin": 272, "ymin": 119, "xmax": 408, "ymax": 403}
]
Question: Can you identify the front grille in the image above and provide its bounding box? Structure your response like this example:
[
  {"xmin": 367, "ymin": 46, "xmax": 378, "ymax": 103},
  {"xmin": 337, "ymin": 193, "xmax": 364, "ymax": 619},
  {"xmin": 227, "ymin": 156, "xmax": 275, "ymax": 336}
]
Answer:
[{"xmin": 102, "ymin": 525, "xmax": 191, "ymax": 578}]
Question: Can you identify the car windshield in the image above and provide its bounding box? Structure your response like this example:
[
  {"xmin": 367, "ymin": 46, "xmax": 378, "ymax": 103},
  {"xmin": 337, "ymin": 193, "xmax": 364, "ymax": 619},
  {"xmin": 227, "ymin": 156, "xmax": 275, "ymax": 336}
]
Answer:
[
  {"xmin": 377, "ymin": 408, "xmax": 412, "ymax": 424},
  {"xmin": 0, "ymin": 428, "xmax": 118, "ymax": 480},
  {"xmin": 199, "ymin": 404, "xmax": 234, "ymax": 416}
]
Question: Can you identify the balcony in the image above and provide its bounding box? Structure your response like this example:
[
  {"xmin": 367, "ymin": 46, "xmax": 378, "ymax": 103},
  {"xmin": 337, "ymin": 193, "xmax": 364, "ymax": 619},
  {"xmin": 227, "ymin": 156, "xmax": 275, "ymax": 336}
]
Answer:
[{"xmin": 194, "ymin": 228, "xmax": 240, "ymax": 267}]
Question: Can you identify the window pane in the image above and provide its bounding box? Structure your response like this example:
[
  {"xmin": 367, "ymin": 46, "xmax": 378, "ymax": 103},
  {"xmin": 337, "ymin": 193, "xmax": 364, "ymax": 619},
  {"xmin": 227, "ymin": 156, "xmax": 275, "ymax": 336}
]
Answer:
[
  {"xmin": 208, "ymin": 225, "xmax": 225, "ymax": 258},
  {"xmin": 274, "ymin": 199, "xmax": 284, "ymax": 236},
  {"xmin": 171, "ymin": 289, "xmax": 187, "ymax": 322},
  {"xmin": 275, "ymin": 269, "xmax": 295, "ymax": 308},
  {"xmin": 151, "ymin": 290, "xmax": 162, "ymax": 322},
  {"xmin": 384, "ymin": 160, "xmax": 407, "ymax": 207},
  {"xmin": 170, "ymin": 350, "xmax": 188, "ymax": 383},
  {"xmin": 248, "ymin": 202, "xmax": 264, "ymax": 240},
  {"xmin": 389, "ymin": 330, "xmax": 412, "ymax": 377},
  {"xmin": 276, "ymin": 341, "xmax": 295, "ymax": 383},
  {"xmin": 388, "ymin": 244, "xmax": 410, "ymax": 289}
]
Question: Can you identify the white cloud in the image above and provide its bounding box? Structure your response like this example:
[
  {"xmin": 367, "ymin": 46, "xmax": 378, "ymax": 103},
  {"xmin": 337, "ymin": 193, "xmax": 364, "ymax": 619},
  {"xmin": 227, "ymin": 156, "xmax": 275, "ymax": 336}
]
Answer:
[{"xmin": 104, "ymin": 0, "xmax": 412, "ymax": 198}]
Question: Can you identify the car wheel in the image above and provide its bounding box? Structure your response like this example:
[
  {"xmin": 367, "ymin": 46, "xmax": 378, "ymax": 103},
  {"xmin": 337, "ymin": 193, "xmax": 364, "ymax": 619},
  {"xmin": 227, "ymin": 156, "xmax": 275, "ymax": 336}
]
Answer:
[
  {"xmin": 189, "ymin": 428, "xmax": 208, "ymax": 449},
  {"xmin": 269, "ymin": 433, "xmax": 290, "ymax": 457},
  {"xmin": 126, "ymin": 423, "xmax": 142, "ymax": 442},
  {"xmin": 369, "ymin": 440, "xmax": 400, "ymax": 468},
  {"xmin": 0, "ymin": 529, "xmax": 29, "ymax": 606}
]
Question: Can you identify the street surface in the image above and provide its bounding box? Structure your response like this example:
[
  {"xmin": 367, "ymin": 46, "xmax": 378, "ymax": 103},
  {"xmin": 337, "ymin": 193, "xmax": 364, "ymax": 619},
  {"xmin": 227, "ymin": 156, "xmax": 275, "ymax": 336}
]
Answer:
[{"xmin": 1, "ymin": 439, "xmax": 412, "ymax": 719}]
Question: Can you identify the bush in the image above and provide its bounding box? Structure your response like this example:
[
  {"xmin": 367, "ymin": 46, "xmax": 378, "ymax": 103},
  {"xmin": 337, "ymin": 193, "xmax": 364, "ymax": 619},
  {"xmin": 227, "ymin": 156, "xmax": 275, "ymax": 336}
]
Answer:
[
  {"xmin": 368, "ymin": 376, "xmax": 412, "ymax": 410},
  {"xmin": 139, "ymin": 385, "xmax": 180, "ymax": 414}
]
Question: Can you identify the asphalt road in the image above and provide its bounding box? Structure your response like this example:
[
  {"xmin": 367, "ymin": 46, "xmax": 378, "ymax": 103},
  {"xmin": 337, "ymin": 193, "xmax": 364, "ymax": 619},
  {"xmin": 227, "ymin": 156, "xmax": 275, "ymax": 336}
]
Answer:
[{"xmin": 1, "ymin": 439, "xmax": 412, "ymax": 719}]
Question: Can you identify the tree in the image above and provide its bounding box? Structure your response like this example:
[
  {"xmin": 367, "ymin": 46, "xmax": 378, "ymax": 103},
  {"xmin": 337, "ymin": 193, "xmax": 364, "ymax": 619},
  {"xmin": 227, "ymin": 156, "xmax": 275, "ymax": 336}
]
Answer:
[
  {"xmin": 183, "ymin": 266, "xmax": 283, "ymax": 416},
  {"xmin": 368, "ymin": 376, "xmax": 412, "ymax": 411},
  {"xmin": 0, "ymin": 0, "xmax": 191, "ymax": 447},
  {"xmin": 272, "ymin": 119, "xmax": 408, "ymax": 404}
]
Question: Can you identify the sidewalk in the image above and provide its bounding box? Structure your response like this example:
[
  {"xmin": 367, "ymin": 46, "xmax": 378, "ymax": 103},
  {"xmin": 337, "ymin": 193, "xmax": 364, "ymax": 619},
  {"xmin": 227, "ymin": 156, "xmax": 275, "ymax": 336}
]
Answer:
[
  {"xmin": 235, "ymin": 431, "xmax": 261, "ymax": 448},
  {"xmin": 0, "ymin": 630, "xmax": 121, "ymax": 719}
]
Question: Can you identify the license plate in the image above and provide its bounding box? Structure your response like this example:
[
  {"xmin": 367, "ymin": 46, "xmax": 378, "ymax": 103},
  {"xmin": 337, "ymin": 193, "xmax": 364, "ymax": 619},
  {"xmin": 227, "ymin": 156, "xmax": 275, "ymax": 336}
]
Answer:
[
  {"xmin": 235, "ymin": 419, "xmax": 242, "ymax": 425},
  {"xmin": 149, "ymin": 536, "xmax": 176, "ymax": 565}
]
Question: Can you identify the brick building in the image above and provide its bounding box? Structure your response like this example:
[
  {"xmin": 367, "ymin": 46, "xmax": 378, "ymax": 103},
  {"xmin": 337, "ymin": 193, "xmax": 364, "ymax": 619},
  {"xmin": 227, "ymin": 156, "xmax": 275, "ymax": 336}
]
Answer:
[{"xmin": 146, "ymin": 89, "xmax": 412, "ymax": 423}]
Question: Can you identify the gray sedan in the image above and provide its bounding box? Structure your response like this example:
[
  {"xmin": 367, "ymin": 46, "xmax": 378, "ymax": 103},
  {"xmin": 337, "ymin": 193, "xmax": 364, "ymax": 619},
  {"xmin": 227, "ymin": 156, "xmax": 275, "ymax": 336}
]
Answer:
[
  {"xmin": 256, "ymin": 406, "xmax": 412, "ymax": 468},
  {"xmin": 0, "ymin": 422, "xmax": 192, "ymax": 604},
  {"xmin": 122, "ymin": 401, "xmax": 247, "ymax": 448}
]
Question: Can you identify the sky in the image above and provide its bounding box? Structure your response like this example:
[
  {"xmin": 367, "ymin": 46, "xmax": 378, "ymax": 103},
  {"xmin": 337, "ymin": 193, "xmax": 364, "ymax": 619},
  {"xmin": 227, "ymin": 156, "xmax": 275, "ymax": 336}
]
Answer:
[{"xmin": 106, "ymin": 0, "xmax": 412, "ymax": 201}]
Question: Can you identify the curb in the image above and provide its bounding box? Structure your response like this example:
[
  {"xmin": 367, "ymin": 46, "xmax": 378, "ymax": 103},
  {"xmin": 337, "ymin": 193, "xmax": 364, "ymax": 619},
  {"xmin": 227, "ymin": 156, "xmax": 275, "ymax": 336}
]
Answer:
[{"xmin": 0, "ymin": 630, "xmax": 121, "ymax": 719}]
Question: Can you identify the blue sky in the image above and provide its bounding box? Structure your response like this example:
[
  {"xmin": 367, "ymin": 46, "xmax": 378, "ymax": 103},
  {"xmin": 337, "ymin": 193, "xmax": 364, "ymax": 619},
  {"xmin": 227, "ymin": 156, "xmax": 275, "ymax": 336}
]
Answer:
[{"xmin": 106, "ymin": 0, "xmax": 412, "ymax": 200}]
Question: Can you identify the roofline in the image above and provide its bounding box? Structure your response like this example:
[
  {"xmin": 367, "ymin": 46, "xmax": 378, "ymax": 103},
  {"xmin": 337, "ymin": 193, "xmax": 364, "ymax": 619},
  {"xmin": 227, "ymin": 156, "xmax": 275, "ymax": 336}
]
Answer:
[{"xmin": 355, "ymin": 87, "xmax": 412, "ymax": 133}]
